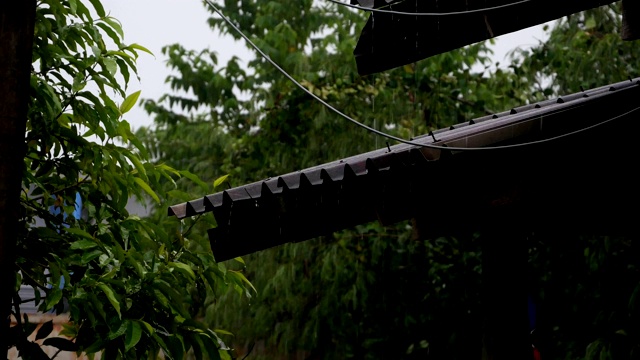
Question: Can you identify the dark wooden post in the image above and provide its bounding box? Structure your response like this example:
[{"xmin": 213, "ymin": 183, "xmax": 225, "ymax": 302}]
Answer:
[
  {"xmin": 622, "ymin": 0, "xmax": 640, "ymax": 41},
  {"xmin": 481, "ymin": 206, "xmax": 532, "ymax": 360},
  {"xmin": 0, "ymin": 1, "xmax": 37, "ymax": 358}
]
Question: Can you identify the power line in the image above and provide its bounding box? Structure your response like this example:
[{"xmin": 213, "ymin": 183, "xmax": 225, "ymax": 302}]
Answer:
[
  {"xmin": 203, "ymin": 0, "xmax": 639, "ymax": 151},
  {"xmin": 324, "ymin": 0, "xmax": 534, "ymax": 16}
]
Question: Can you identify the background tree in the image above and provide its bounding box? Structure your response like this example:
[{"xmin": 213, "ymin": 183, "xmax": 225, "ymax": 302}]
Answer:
[
  {"xmin": 140, "ymin": 1, "xmax": 640, "ymax": 360},
  {"xmin": 9, "ymin": 0, "xmax": 252, "ymax": 359},
  {"xmin": 139, "ymin": 1, "xmax": 530, "ymax": 359},
  {"xmin": 514, "ymin": 5, "xmax": 639, "ymax": 94}
]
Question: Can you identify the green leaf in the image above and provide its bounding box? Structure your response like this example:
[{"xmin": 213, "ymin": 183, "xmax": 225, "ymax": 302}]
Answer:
[
  {"xmin": 72, "ymin": 72, "xmax": 86, "ymax": 92},
  {"xmin": 227, "ymin": 270, "xmax": 257, "ymax": 294},
  {"xmin": 70, "ymin": 239, "xmax": 98, "ymax": 250},
  {"xmin": 36, "ymin": 320, "xmax": 54, "ymax": 340},
  {"xmin": 108, "ymin": 321, "xmax": 127, "ymax": 340},
  {"xmin": 179, "ymin": 170, "xmax": 209, "ymax": 192},
  {"xmin": 87, "ymin": 0, "xmax": 105, "ymax": 17},
  {"xmin": 153, "ymin": 289, "xmax": 170, "ymax": 310},
  {"xmin": 117, "ymin": 120, "xmax": 132, "ymax": 142},
  {"xmin": 169, "ymin": 262, "xmax": 196, "ymax": 281},
  {"xmin": 84, "ymin": 339, "xmax": 106, "ymax": 355},
  {"xmin": 103, "ymin": 57, "xmax": 118, "ymax": 76},
  {"xmin": 91, "ymin": 45, "xmax": 102, "ymax": 58},
  {"xmin": 167, "ymin": 190, "xmax": 193, "ymax": 203},
  {"xmin": 197, "ymin": 333, "xmax": 222, "ymax": 360},
  {"xmin": 14, "ymin": 272, "xmax": 22, "ymax": 293},
  {"xmin": 128, "ymin": 134, "xmax": 148, "ymax": 159},
  {"xmin": 189, "ymin": 334, "xmax": 205, "ymax": 360},
  {"xmin": 139, "ymin": 320, "xmax": 155, "ymax": 335},
  {"xmin": 64, "ymin": 227, "xmax": 94, "ymax": 239},
  {"xmin": 82, "ymin": 249, "xmax": 104, "ymax": 263},
  {"xmin": 73, "ymin": 0, "xmax": 92, "ymax": 20},
  {"xmin": 133, "ymin": 177, "xmax": 160, "ymax": 203},
  {"xmin": 153, "ymin": 279, "xmax": 188, "ymax": 317},
  {"xmin": 151, "ymin": 333, "xmax": 173, "ymax": 360},
  {"xmin": 115, "ymin": 57, "xmax": 131, "ymax": 85},
  {"xmin": 126, "ymin": 150, "xmax": 147, "ymax": 179},
  {"xmin": 96, "ymin": 22, "xmax": 121, "ymax": 47},
  {"xmin": 157, "ymin": 163, "xmax": 181, "ymax": 177},
  {"xmin": 45, "ymin": 288, "xmax": 63, "ymax": 311},
  {"xmin": 213, "ymin": 329, "xmax": 233, "ymax": 336},
  {"xmin": 97, "ymin": 283, "xmax": 121, "ymax": 318},
  {"xmin": 165, "ymin": 335, "xmax": 185, "ymax": 360},
  {"xmin": 57, "ymin": 113, "xmax": 73, "ymax": 129},
  {"xmin": 213, "ymin": 174, "xmax": 230, "ymax": 189},
  {"xmin": 120, "ymin": 90, "xmax": 141, "ymax": 115},
  {"xmin": 68, "ymin": 0, "xmax": 78, "ymax": 14},
  {"xmin": 59, "ymin": 323, "xmax": 79, "ymax": 339},
  {"xmin": 126, "ymin": 251, "xmax": 146, "ymax": 277},
  {"xmin": 125, "ymin": 321, "xmax": 142, "ymax": 352},
  {"xmin": 103, "ymin": 16, "xmax": 124, "ymax": 39},
  {"xmin": 219, "ymin": 350, "xmax": 232, "ymax": 360},
  {"xmin": 129, "ymin": 43, "xmax": 154, "ymax": 57}
]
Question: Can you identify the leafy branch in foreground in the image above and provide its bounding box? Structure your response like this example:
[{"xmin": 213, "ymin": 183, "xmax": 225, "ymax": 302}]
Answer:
[{"xmin": 11, "ymin": 0, "xmax": 253, "ymax": 359}]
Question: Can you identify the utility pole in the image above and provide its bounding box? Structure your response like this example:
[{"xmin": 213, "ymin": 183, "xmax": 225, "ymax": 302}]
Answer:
[{"xmin": 0, "ymin": 1, "xmax": 37, "ymax": 358}]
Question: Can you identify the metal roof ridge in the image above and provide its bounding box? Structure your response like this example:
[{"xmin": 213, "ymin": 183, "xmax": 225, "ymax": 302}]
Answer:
[{"xmin": 168, "ymin": 77, "xmax": 640, "ymax": 219}]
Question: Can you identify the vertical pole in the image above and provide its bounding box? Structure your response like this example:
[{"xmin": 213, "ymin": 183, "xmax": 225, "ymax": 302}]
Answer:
[
  {"xmin": 481, "ymin": 209, "xmax": 532, "ymax": 360},
  {"xmin": 622, "ymin": 0, "xmax": 639, "ymax": 41},
  {"xmin": 0, "ymin": 1, "xmax": 37, "ymax": 358}
]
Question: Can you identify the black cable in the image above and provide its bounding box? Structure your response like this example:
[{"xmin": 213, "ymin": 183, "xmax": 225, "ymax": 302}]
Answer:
[
  {"xmin": 324, "ymin": 0, "xmax": 533, "ymax": 16},
  {"xmin": 203, "ymin": 0, "xmax": 640, "ymax": 151}
]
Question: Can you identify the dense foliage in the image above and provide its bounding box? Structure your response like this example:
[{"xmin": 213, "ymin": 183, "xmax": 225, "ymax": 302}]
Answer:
[
  {"xmin": 139, "ymin": 1, "xmax": 640, "ymax": 359},
  {"xmin": 10, "ymin": 0, "xmax": 251, "ymax": 358},
  {"xmin": 511, "ymin": 6, "xmax": 640, "ymax": 359},
  {"xmin": 11, "ymin": 0, "xmax": 638, "ymax": 359},
  {"xmin": 138, "ymin": 1, "xmax": 530, "ymax": 359}
]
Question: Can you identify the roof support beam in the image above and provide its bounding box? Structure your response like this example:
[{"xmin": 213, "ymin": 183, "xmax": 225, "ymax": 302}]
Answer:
[
  {"xmin": 622, "ymin": 0, "xmax": 640, "ymax": 40},
  {"xmin": 353, "ymin": 0, "xmax": 620, "ymax": 75},
  {"xmin": 481, "ymin": 212, "xmax": 532, "ymax": 359}
]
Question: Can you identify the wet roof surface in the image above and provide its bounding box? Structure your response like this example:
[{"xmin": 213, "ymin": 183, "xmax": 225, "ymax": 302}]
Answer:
[
  {"xmin": 353, "ymin": 0, "xmax": 620, "ymax": 74},
  {"xmin": 169, "ymin": 78, "xmax": 640, "ymax": 260}
]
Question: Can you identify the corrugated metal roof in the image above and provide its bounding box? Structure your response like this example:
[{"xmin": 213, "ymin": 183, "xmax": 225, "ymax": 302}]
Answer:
[
  {"xmin": 169, "ymin": 78, "xmax": 640, "ymax": 261},
  {"xmin": 353, "ymin": 0, "xmax": 621, "ymax": 75}
]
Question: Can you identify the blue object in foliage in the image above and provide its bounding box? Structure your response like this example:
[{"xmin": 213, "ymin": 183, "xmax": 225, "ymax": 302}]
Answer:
[
  {"xmin": 49, "ymin": 192, "xmax": 82, "ymax": 228},
  {"xmin": 47, "ymin": 192, "xmax": 82, "ymax": 309}
]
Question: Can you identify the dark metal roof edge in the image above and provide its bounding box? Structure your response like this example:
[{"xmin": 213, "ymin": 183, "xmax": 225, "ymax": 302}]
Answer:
[
  {"xmin": 353, "ymin": 0, "xmax": 620, "ymax": 75},
  {"xmin": 168, "ymin": 78, "xmax": 640, "ymax": 219}
]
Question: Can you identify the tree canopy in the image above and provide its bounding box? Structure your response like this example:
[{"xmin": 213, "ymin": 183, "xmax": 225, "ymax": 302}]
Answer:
[
  {"xmin": 8, "ymin": 0, "xmax": 252, "ymax": 359},
  {"xmin": 139, "ymin": 1, "xmax": 640, "ymax": 359},
  {"xmin": 7, "ymin": 0, "xmax": 640, "ymax": 359}
]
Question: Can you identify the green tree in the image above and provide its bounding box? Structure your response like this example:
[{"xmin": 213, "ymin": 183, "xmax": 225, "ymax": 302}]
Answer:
[
  {"xmin": 139, "ymin": 1, "xmax": 530, "ymax": 359},
  {"xmin": 8, "ymin": 0, "xmax": 252, "ymax": 359},
  {"xmin": 513, "ymin": 4, "xmax": 639, "ymax": 95},
  {"xmin": 141, "ymin": 1, "xmax": 640, "ymax": 359}
]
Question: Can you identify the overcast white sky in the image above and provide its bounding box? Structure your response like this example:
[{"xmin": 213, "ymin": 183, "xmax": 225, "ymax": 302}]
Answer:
[{"xmin": 101, "ymin": 0, "xmax": 551, "ymax": 130}]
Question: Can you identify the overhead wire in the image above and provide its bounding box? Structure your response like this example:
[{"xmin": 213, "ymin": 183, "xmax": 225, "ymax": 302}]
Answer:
[
  {"xmin": 203, "ymin": 0, "xmax": 640, "ymax": 151},
  {"xmin": 323, "ymin": 0, "xmax": 534, "ymax": 16}
]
